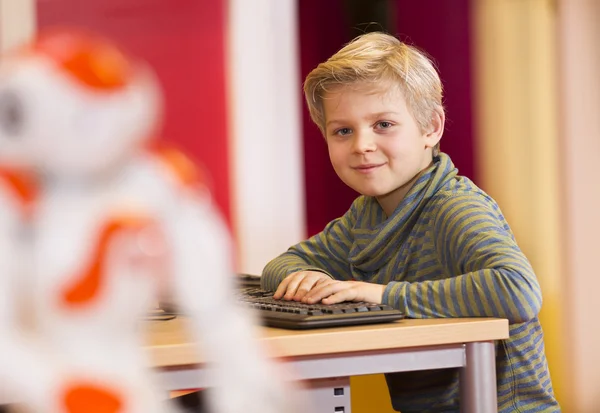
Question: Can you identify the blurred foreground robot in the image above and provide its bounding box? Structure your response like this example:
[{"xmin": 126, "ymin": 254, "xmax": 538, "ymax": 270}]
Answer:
[{"xmin": 0, "ymin": 29, "xmax": 304, "ymax": 413}]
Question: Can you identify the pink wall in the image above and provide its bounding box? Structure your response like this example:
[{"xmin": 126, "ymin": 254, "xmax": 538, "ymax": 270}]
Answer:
[{"xmin": 36, "ymin": 0, "xmax": 231, "ymax": 222}]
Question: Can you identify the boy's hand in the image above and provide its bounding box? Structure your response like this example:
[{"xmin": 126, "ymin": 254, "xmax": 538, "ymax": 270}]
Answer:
[
  {"xmin": 302, "ymin": 280, "xmax": 385, "ymax": 305},
  {"xmin": 273, "ymin": 271, "xmax": 332, "ymax": 301}
]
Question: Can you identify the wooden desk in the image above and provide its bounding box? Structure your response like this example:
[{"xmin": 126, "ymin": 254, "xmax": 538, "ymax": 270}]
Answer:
[{"xmin": 144, "ymin": 317, "xmax": 509, "ymax": 413}]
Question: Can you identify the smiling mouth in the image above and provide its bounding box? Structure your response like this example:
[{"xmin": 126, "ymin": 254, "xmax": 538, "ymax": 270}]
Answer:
[{"xmin": 353, "ymin": 163, "xmax": 385, "ymax": 173}]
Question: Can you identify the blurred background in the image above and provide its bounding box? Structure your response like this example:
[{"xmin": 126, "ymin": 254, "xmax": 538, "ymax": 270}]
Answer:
[{"xmin": 0, "ymin": 0, "xmax": 597, "ymax": 411}]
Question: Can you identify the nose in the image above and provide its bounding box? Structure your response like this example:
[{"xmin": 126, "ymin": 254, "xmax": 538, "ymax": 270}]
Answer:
[{"xmin": 351, "ymin": 130, "xmax": 376, "ymax": 154}]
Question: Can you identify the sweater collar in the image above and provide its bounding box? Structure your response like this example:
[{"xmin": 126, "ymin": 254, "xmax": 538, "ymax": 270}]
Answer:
[{"xmin": 349, "ymin": 153, "xmax": 458, "ymax": 271}]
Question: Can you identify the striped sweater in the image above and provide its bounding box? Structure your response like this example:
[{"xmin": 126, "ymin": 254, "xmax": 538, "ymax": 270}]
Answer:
[{"xmin": 262, "ymin": 154, "xmax": 559, "ymax": 412}]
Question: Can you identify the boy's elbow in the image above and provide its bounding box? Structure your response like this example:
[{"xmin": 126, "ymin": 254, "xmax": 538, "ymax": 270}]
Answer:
[
  {"xmin": 509, "ymin": 299, "xmax": 541, "ymax": 324},
  {"xmin": 508, "ymin": 280, "xmax": 543, "ymax": 324}
]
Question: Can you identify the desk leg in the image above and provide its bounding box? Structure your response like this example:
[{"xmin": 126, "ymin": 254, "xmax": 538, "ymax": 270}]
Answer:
[
  {"xmin": 459, "ymin": 341, "xmax": 497, "ymax": 413},
  {"xmin": 304, "ymin": 377, "xmax": 351, "ymax": 413}
]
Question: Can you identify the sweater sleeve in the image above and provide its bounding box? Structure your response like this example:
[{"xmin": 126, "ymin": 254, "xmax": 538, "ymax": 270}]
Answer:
[
  {"xmin": 382, "ymin": 194, "xmax": 543, "ymax": 324},
  {"xmin": 261, "ymin": 201, "xmax": 359, "ymax": 291}
]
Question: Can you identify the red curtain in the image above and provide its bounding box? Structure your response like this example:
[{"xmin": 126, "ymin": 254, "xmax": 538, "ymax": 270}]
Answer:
[
  {"xmin": 394, "ymin": 0, "xmax": 475, "ymax": 180},
  {"xmin": 298, "ymin": 0, "xmax": 358, "ymax": 237}
]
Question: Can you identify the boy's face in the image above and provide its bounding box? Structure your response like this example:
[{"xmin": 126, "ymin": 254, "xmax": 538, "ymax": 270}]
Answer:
[{"xmin": 322, "ymin": 82, "xmax": 443, "ymax": 215}]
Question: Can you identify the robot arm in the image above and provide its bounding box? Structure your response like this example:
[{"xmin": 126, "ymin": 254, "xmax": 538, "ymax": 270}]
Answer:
[
  {"xmin": 165, "ymin": 189, "xmax": 306, "ymax": 413},
  {"xmin": 0, "ymin": 174, "xmax": 53, "ymax": 404}
]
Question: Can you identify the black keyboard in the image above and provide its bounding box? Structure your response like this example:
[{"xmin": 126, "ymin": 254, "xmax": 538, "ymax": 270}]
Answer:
[
  {"xmin": 238, "ymin": 287, "xmax": 405, "ymax": 329},
  {"xmin": 237, "ymin": 273, "xmax": 262, "ymax": 288}
]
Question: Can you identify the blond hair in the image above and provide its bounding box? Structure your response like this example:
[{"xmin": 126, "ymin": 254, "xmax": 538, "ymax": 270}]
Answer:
[{"xmin": 304, "ymin": 32, "xmax": 443, "ymax": 155}]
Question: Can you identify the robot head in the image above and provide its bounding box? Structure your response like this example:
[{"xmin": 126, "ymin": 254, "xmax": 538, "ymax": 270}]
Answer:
[{"xmin": 0, "ymin": 28, "xmax": 163, "ymax": 179}]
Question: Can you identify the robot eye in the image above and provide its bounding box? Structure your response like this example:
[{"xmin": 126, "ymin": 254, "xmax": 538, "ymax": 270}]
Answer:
[{"xmin": 0, "ymin": 90, "xmax": 24, "ymax": 137}]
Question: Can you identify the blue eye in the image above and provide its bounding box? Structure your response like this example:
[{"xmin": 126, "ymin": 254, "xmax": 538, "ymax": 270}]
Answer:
[
  {"xmin": 377, "ymin": 121, "xmax": 393, "ymax": 129},
  {"xmin": 335, "ymin": 127, "xmax": 352, "ymax": 136}
]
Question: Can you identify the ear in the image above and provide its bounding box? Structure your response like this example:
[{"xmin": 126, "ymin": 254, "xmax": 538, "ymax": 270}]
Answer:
[{"xmin": 423, "ymin": 106, "xmax": 444, "ymax": 149}]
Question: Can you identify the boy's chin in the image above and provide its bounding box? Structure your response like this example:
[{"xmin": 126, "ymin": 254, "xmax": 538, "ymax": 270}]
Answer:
[
  {"xmin": 343, "ymin": 180, "xmax": 397, "ymax": 198},
  {"xmin": 353, "ymin": 187, "xmax": 388, "ymax": 197},
  {"xmin": 360, "ymin": 190, "xmax": 382, "ymax": 197}
]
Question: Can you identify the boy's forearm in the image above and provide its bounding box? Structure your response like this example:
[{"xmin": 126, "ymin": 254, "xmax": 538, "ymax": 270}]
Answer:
[
  {"xmin": 382, "ymin": 267, "xmax": 542, "ymax": 324},
  {"xmin": 261, "ymin": 203, "xmax": 357, "ymax": 291}
]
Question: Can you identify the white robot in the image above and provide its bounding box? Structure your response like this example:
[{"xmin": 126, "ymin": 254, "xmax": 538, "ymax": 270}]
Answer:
[{"xmin": 0, "ymin": 29, "xmax": 303, "ymax": 413}]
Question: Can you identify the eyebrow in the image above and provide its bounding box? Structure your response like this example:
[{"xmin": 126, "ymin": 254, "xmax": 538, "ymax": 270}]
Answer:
[
  {"xmin": 368, "ymin": 111, "xmax": 400, "ymax": 120},
  {"xmin": 325, "ymin": 119, "xmax": 346, "ymax": 128}
]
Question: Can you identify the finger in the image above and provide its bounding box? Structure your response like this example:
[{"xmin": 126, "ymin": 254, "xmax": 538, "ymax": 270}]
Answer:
[
  {"xmin": 273, "ymin": 277, "xmax": 289, "ymax": 299},
  {"xmin": 322, "ymin": 289, "xmax": 356, "ymax": 305},
  {"xmin": 273, "ymin": 274, "xmax": 295, "ymax": 299},
  {"xmin": 292, "ymin": 275, "xmax": 327, "ymax": 301},
  {"xmin": 302, "ymin": 280, "xmax": 342, "ymax": 304},
  {"xmin": 282, "ymin": 273, "xmax": 308, "ymax": 300},
  {"xmin": 314, "ymin": 275, "xmax": 331, "ymax": 285}
]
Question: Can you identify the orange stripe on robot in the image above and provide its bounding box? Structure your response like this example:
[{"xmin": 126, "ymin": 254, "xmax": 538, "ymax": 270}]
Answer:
[
  {"xmin": 146, "ymin": 142, "xmax": 209, "ymax": 190},
  {"xmin": 0, "ymin": 167, "xmax": 38, "ymax": 214},
  {"xmin": 62, "ymin": 382, "xmax": 123, "ymax": 413},
  {"xmin": 61, "ymin": 216, "xmax": 153, "ymax": 307},
  {"xmin": 28, "ymin": 28, "xmax": 132, "ymax": 91}
]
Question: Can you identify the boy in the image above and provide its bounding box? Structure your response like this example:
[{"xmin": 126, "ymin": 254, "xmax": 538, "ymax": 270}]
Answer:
[{"xmin": 261, "ymin": 32, "xmax": 559, "ymax": 412}]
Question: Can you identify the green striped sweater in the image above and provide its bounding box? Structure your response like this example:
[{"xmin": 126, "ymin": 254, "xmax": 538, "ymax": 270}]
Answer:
[{"xmin": 262, "ymin": 154, "xmax": 559, "ymax": 412}]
